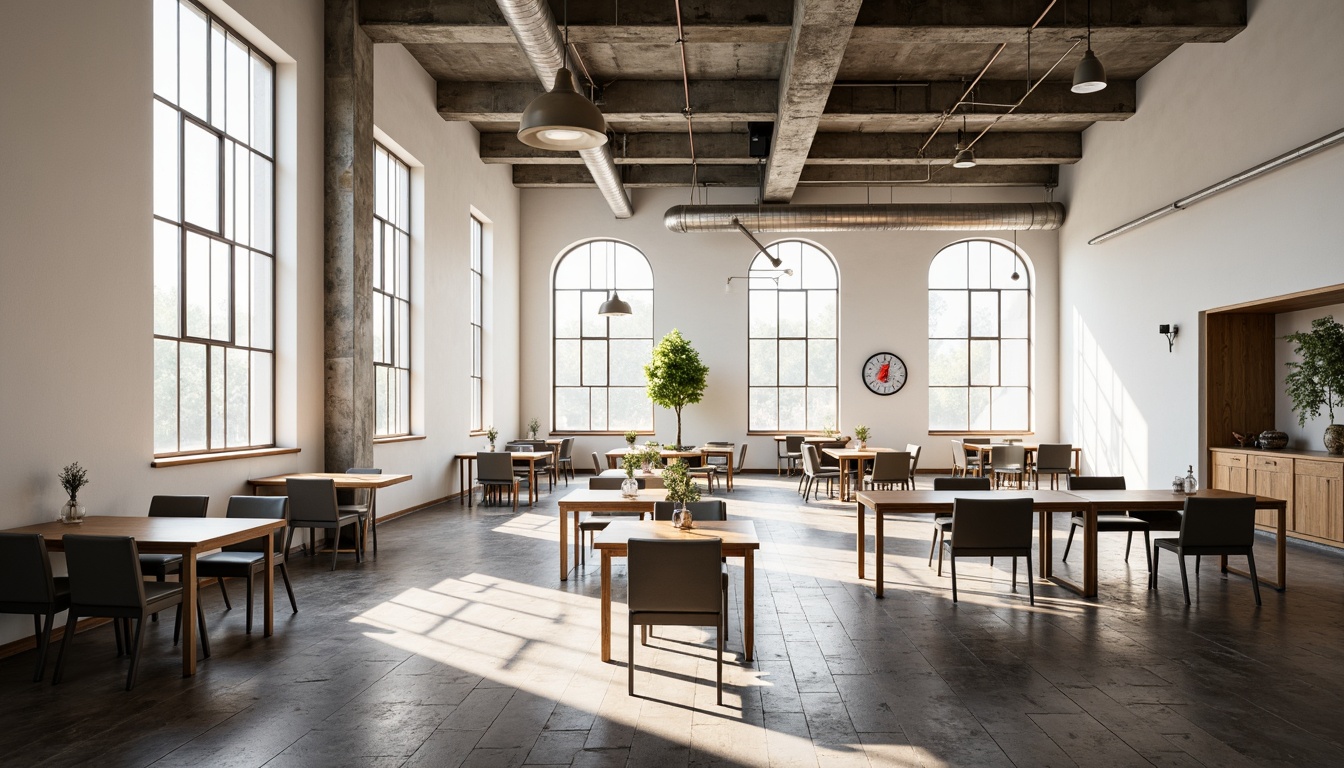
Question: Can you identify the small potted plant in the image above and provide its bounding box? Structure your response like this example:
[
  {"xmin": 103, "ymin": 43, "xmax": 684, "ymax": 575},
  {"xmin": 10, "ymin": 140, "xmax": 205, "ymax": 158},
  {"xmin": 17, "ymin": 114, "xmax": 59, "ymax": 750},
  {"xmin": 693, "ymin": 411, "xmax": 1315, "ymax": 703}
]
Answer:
[
  {"xmin": 527, "ymin": 418, "xmax": 541, "ymax": 440},
  {"xmin": 821, "ymin": 424, "xmax": 838, "ymax": 440},
  {"xmin": 662, "ymin": 458, "xmax": 701, "ymax": 528},
  {"xmin": 854, "ymin": 425, "xmax": 871, "ymax": 450},
  {"xmin": 639, "ymin": 442, "xmax": 664, "ymax": 474},
  {"xmin": 486, "ymin": 426, "xmax": 498, "ymax": 451},
  {"xmin": 624, "ymin": 429, "xmax": 638, "ymax": 447},
  {"xmin": 58, "ymin": 461, "xmax": 89, "ymax": 524},
  {"xmin": 1284, "ymin": 316, "xmax": 1344, "ymax": 455},
  {"xmin": 620, "ymin": 453, "xmax": 642, "ymax": 497}
]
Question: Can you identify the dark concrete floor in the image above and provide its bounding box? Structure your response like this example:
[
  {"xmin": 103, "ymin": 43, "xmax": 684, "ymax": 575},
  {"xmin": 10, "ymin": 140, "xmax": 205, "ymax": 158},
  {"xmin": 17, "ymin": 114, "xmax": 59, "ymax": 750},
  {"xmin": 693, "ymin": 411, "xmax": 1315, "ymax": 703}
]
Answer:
[{"xmin": 2, "ymin": 473, "xmax": 1343, "ymax": 767}]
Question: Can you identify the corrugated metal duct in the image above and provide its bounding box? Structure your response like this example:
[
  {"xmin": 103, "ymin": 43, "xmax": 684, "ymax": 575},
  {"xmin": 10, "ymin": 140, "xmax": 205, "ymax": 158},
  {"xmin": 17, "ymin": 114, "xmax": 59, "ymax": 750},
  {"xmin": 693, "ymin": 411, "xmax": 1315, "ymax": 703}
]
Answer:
[
  {"xmin": 664, "ymin": 203, "xmax": 1065, "ymax": 233},
  {"xmin": 496, "ymin": 0, "xmax": 633, "ymax": 218}
]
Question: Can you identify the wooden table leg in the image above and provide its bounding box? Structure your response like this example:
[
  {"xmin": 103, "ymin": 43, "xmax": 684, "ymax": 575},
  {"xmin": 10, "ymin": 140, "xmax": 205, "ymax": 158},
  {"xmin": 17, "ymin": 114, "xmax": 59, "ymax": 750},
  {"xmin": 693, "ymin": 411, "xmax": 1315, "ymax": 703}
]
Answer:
[
  {"xmin": 459, "ymin": 460, "xmax": 466, "ymax": 506},
  {"xmin": 1039, "ymin": 509, "xmax": 1053, "ymax": 580},
  {"xmin": 1225, "ymin": 505, "xmax": 1288, "ymax": 590},
  {"xmin": 726, "ymin": 453, "xmax": 734, "ymax": 492},
  {"xmin": 875, "ymin": 505, "xmax": 885, "ymax": 598},
  {"xmin": 600, "ymin": 550, "xmax": 612, "ymax": 662},
  {"xmin": 840, "ymin": 458, "xmax": 851, "ymax": 501},
  {"xmin": 856, "ymin": 500, "xmax": 866, "ymax": 580},
  {"xmin": 263, "ymin": 535, "xmax": 275, "ymax": 636},
  {"xmin": 529, "ymin": 464, "xmax": 537, "ymax": 505},
  {"xmin": 559, "ymin": 506, "xmax": 569, "ymax": 581},
  {"xmin": 180, "ymin": 551, "xmax": 197, "ymax": 676},
  {"xmin": 744, "ymin": 549, "xmax": 755, "ymax": 662},
  {"xmin": 573, "ymin": 509, "xmax": 581, "ymax": 572},
  {"xmin": 1083, "ymin": 506, "xmax": 1098, "ymax": 597}
]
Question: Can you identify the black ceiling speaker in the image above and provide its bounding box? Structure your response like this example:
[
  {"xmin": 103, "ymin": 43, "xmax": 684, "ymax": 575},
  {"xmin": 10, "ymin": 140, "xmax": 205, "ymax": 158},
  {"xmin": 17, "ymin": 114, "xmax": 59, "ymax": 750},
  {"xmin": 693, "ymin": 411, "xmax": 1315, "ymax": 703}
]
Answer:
[{"xmin": 748, "ymin": 122, "xmax": 773, "ymax": 158}]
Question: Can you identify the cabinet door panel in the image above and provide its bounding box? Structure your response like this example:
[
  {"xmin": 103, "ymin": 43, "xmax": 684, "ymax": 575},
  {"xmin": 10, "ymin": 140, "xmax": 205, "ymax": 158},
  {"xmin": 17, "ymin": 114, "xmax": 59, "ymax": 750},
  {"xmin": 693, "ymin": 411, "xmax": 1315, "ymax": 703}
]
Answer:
[{"xmin": 1294, "ymin": 461, "xmax": 1343, "ymax": 542}]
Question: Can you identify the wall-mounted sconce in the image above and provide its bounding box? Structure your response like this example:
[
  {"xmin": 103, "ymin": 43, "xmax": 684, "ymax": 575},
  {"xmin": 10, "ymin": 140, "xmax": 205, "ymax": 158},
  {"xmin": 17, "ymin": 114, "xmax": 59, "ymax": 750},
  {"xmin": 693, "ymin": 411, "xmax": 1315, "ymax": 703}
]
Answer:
[
  {"xmin": 1159, "ymin": 323, "xmax": 1179, "ymax": 352},
  {"xmin": 725, "ymin": 269, "xmax": 793, "ymax": 293}
]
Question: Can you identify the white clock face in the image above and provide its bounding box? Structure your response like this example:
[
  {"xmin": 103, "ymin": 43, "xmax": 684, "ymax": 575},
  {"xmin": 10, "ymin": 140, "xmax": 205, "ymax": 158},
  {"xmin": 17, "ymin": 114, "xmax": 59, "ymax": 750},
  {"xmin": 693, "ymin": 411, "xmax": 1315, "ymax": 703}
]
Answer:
[{"xmin": 863, "ymin": 353, "xmax": 907, "ymax": 396}]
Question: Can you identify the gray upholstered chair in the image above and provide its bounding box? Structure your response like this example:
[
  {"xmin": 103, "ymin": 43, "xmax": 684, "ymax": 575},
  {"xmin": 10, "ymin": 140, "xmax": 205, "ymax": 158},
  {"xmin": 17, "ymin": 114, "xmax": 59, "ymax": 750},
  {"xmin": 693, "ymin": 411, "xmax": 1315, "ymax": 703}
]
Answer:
[
  {"xmin": 591, "ymin": 451, "xmax": 605, "ymax": 475},
  {"xmin": 340, "ymin": 467, "xmax": 382, "ymax": 556},
  {"xmin": 905, "ymin": 444, "xmax": 923, "ymax": 479},
  {"xmin": 477, "ymin": 451, "xmax": 520, "ymax": 510},
  {"xmin": 557, "ymin": 437, "xmax": 576, "ymax": 484},
  {"xmin": 1150, "ymin": 496, "xmax": 1261, "ymax": 606},
  {"xmin": 950, "ymin": 439, "xmax": 970, "ymax": 477},
  {"xmin": 0, "ymin": 533, "xmax": 70, "ymax": 681},
  {"xmin": 1033, "ymin": 444, "xmax": 1073, "ymax": 489},
  {"xmin": 863, "ymin": 451, "xmax": 911, "ymax": 491},
  {"xmin": 990, "ymin": 445, "xmax": 1026, "ymax": 489},
  {"xmin": 781, "ymin": 435, "xmax": 805, "ymax": 476},
  {"xmin": 943, "ymin": 496, "xmax": 1036, "ymax": 605},
  {"xmin": 688, "ymin": 442, "xmax": 733, "ymax": 493},
  {"xmin": 962, "ymin": 438, "xmax": 989, "ymax": 476},
  {"xmin": 507, "ymin": 441, "xmax": 554, "ymax": 493},
  {"xmin": 627, "ymin": 537, "xmax": 726, "ymax": 705},
  {"xmin": 55, "ymin": 534, "xmax": 210, "ymax": 690},
  {"xmin": 285, "ymin": 478, "xmax": 363, "ymax": 570},
  {"xmin": 800, "ymin": 444, "xmax": 840, "ymax": 500},
  {"xmin": 590, "ymin": 476, "xmax": 645, "ymax": 490},
  {"xmin": 196, "ymin": 496, "xmax": 296, "ymax": 633},
  {"xmin": 1064, "ymin": 475, "xmax": 1156, "ymax": 572},
  {"xmin": 928, "ymin": 476, "xmax": 993, "ymax": 573},
  {"xmin": 139, "ymin": 495, "xmax": 209, "ymax": 581}
]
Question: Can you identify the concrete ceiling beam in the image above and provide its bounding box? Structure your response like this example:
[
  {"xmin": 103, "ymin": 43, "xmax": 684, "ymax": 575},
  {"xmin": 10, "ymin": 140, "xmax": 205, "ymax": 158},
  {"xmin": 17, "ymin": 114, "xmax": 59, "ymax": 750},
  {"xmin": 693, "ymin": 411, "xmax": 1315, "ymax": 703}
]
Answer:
[{"xmin": 512, "ymin": 163, "xmax": 1058, "ymax": 188}]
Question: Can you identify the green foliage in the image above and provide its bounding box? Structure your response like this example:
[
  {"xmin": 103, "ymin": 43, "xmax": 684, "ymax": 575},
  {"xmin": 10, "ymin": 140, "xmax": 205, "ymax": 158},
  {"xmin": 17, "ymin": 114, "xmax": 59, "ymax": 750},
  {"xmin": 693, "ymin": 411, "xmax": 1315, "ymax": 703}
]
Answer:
[
  {"xmin": 643, "ymin": 329, "xmax": 709, "ymax": 449},
  {"xmin": 527, "ymin": 418, "xmax": 541, "ymax": 438},
  {"xmin": 822, "ymin": 424, "xmax": 837, "ymax": 439},
  {"xmin": 621, "ymin": 452, "xmax": 642, "ymax": 477},
  {"xmin": 638, "ymin": 443, "xmax": 664, "ymax": 470},
  {"xmin": 1284, "ymin": 316, "xmax": 1344, "ymax": 426},
  {"xmin": 662, "ymin": 459, "xmax": 701, "ymax": 505},
  {"xmin": 59, "ymin": 462, "xmax": 89, "ymax": 502},
  {"xmin": 486, "ymin": 425, "xmax": 498, "ymax": 443},
  {"xmin": 853, "ymin": 425, "xmax": 871, "ymax": 442},
  {"xmin": 624, "ymin": 429, "xmax": 638, "ymax": 445}
]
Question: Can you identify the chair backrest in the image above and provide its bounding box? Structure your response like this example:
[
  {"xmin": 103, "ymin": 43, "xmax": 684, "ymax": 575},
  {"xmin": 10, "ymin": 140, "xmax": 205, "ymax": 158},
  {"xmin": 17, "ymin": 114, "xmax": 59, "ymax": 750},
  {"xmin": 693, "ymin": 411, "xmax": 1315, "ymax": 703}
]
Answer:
[
  {"xmin": 1068, "ymin": 475, "xmax": 1125, "ymax": 491},
  {"xmin": 801, "ymin": 443, "xmax": 821, "ymax": 476},
  {"xmin": 342, "ymin": 467, "xmax": 382, "ymax": 506},
  {"xmin": 627, "ymin": 537, "xmax": 723, "ymax": 615},
  {"xmin": 285, "ymin": 478, "xmax": 340, "ymax": 524},
  {"xmin": 990, "ymin": 445, "xmax": 1025, "ymax": 469},
  {"xmin": 223, "ymin": 495, "xmax": 288, "ymax": 553},
  {"xmin": 505, "ymin": 442, "xmax": 530, "ymax": 452},
  {"xmin": 950, "ymin": 440, "xmax": 967, "ymax": 471},
  {"xmin": 592, "ymin": 451, "xmax": 604, "ymax": 474},
  {"xmin": 817, "ymin": 440, "xmax": 846, "ymax": 468},
  {"xmin": 1180, "ymin": 496, "xmax": 1257, "ymax": 548},
  {"xmin": 477, "ymin": 452, "xmax": 515, "ymax": 482},
  {"xmin": 951, "ymin": 497, "xmax": 1034, "ymax": 550},
  {"xmin": 559, "ymin": 437, "xmax": 575, "ymax": 459},
  {"xmin": 738, "ymin": 443, "xmax": 748, "ymax": 470},
  {"xmin": 591, "ymin": 476, "xmax": 644, "ymax": 490},
  {"xmin": 148, "ymin": 495, "xmax": 209, "ymax": 518},
  {"xmin": 934, "ymin": 477, "xmax": 992, "ymax": 491},
  {"xmin": 652, "ymin": 499, "xmax": 727, "ymax": 521},
  {"xmin": 905, "ymin": 444, "xmax": 923, "ymax": 475},
  {"xmin": 785, "ymin": 435, "xmax": 805, "ymax": 452},
  {"xmin": 63, "ymin": 535, "xmax": 146, "ymax": 609},
  {"xmin": 0, "ymin": 533, "xmax": 58, "ymax": 606},
  {"xmin": 869, "ymin": 451, "xmax": 911, "ymax": 482},
  {"xmin": 964, "ymin": 438, "xmax": 989, "ymax": 462},
  {"xmin": 1035, "ymin": 444, "xmax": 1072, "ymax": 471}
]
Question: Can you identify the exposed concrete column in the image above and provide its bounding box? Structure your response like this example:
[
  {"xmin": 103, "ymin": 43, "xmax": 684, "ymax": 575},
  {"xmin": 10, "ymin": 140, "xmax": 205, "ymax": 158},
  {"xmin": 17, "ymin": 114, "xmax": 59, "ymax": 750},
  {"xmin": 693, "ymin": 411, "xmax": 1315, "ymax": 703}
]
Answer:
[{"xmin": 323, "ymin": 0, "xmax": 374, "ymax": 472}]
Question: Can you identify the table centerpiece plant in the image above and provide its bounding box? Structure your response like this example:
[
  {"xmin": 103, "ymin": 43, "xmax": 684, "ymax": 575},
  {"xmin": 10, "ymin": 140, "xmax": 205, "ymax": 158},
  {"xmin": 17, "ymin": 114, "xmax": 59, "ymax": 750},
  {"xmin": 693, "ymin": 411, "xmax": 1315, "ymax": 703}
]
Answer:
[
  {"xmin": 58, "ymin": 461, "xmax": 89, "ymax": 524},
  {"xmin": 527, "ymin": 418, "xmax": 541, "ymax": 440},
  {"xmin": 486, "ymin": 426, "xmax": 498, "ymax": 451},
  {"xmin": 624, "ymin": 429, "xmax": 638, "ymax": 447},
  {"xmin": 854, "ymin": 425, "xmax": 871, "ymax": 450},
  {"xmin": 638, "ymin": 442, "xmax": 664, "ymax": 474},
  {"xmin": 620, "ymin": 452, "xmax": 643, "ymax": 497},
  {"xmin": 1283, "ymin": 315, "xmax": 1344, "ymax": 454},
  {"xmin": 662, "ymin": 458, "xmax": 701, "ymax": 528}
]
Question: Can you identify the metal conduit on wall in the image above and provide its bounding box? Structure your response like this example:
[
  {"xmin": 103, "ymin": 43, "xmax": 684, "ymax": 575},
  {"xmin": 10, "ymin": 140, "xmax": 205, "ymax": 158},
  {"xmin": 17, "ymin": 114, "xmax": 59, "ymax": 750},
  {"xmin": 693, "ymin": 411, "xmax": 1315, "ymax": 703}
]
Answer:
[
  {"xmin": 496, "ymin": 0, "xmax": 633, "ymax": 218},
  {"xmin": 663, "ymin": 203, "xmax": 1065, "ymax": 233}
]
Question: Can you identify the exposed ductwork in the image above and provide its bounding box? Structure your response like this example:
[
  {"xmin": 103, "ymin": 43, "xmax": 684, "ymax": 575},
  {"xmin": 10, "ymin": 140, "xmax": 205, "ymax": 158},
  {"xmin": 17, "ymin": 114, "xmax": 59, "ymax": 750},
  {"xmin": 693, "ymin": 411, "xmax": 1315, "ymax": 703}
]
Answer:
[
  {"xmin": 664, "ymin": 203, "xmax": 1065, "ymax": 233},
  {"xmin": 495, "ymin": 0, "xmax": 633, "ymax": 218}
]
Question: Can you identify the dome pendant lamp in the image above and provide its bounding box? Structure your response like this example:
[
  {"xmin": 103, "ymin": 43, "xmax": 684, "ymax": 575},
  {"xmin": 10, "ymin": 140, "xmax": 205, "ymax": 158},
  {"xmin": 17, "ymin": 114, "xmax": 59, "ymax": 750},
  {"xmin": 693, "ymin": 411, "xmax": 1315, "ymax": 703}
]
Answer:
[
  {"xmin": 1071, "ymin": 0, "xmax": 1108, "ymax": 94},
  {"xmin": 517, "ymin": 0, "xmax": 608, "ymax": 151},
  {"xmin": 597, "ymin": 291, "xmax": 632, "ymax": 317},
  {"xmin": 952, "ymin": 116, "xmax": 976, "ymax": 169}
]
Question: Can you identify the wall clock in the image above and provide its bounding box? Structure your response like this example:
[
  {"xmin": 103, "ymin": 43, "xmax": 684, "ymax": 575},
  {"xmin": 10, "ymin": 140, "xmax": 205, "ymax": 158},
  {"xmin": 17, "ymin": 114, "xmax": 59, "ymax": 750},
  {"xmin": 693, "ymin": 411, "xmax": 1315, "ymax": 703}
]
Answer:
[{"xmin": 862, "ymin": 352, "xmax": 907, "ymax": 396}]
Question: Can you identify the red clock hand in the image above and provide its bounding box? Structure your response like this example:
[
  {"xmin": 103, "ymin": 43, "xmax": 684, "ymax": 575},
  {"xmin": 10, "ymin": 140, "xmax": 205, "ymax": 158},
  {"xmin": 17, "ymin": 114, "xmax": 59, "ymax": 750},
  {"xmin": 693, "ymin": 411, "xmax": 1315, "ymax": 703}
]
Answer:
[{"xmin": 877, "ymin": 363, "xmax": 889, "ymax": 383}]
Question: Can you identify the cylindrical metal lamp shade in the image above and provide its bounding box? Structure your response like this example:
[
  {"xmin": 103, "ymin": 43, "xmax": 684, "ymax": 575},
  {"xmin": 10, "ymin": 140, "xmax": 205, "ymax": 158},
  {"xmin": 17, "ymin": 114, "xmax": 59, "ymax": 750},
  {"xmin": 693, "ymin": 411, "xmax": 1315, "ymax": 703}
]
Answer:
[
  {"xmin": 1071, "ymin": 49, "xmax": 1107, "ymax": 94},
  {"xmin": 598, "ymin": 291, "xmax": 632, "ymax": 317},
  {"xmin": 518, "ymin": 68, "xmax": 608, "ymax": 150},
  {"xmin": 952, "ymin": 148, "xmax": 976, "ymax": 169}
]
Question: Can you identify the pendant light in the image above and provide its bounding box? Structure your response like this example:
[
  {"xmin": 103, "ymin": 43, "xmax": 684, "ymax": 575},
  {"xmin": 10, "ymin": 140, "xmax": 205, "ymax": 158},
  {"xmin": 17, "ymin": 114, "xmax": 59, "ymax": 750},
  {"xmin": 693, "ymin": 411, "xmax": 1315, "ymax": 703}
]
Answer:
[
  {"xmin": 597, "ymin": 246, "xmax": 631, "ymax": 317},
  {"xmin": 517, "ymin": 0, "xmax": 609, "ymax": 151},
  {"xmin": 952, "ymin": 116, "xmax": 976, "ymax": 169},
  {"xmin": 1071, "ymin": 0, "xmax": 1108, "ymax": 94}
]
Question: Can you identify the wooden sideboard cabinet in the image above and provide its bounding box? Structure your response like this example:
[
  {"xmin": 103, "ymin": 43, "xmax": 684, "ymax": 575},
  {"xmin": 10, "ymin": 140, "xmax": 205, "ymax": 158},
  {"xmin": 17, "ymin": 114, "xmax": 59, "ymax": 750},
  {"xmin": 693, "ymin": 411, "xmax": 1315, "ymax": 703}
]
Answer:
[{"xmin": 1210, "ymin": 447, "xmax": 1344, "ymax": 545}]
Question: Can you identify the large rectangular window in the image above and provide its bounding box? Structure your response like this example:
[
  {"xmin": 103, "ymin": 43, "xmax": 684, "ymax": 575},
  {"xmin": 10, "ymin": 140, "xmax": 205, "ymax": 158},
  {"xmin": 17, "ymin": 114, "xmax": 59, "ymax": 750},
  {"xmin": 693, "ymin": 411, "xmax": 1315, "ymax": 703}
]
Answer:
[
  {"xmin": 153, "ymin": 0, "xmax": 275, "ymax": 456},
  {"xmin": 469, "ymin": 215, "xmax": 485, "ymax": 433},
  {"xmin": 373, "ymin": 143, "xmax": 411, "ymax": 437}
]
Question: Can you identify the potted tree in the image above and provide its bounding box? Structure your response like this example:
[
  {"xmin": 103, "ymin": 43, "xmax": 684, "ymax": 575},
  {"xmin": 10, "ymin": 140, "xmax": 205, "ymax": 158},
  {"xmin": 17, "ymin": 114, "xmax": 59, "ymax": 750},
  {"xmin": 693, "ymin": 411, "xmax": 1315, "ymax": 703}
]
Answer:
[
  {"xmin": 662, "ymin": 458, "xmax": 701, "ymax": 528},
  {"xmin": 1283, "ymin": 315, "xmax": 1344, "ymax": 454},
  {"xmin": 644, "ymin": 329, "xmax": 709, "ymax": 451}
]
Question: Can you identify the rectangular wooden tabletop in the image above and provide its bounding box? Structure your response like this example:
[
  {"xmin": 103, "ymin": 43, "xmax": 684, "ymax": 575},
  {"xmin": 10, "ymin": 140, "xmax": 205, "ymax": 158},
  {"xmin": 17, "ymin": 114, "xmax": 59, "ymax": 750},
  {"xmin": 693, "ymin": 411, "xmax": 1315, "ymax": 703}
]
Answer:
[
  {"xmin": 824, "ymin": 447, "xmax": 898, "ymax": 459},
  {"xmin": 594, "ymin": 519, "xmax": 760, "ymax": 551},
  {"xmin": 557, "ymin": 488, "xmax": 669, "ymax": 508},
  {"xmin": 1062, "ymin": 488, "xmax": 1287, "ymax": 510},
  {"xmin": 5, "ymin": 515, "xmax": 287, "ymax": 552},
  {"xmin": 249, "ymin": 472, "xmax": 412, "ymax": 489},
  {"xmin": 855, "ymin": 489, "xmax": 1087, "ymax": 511}
]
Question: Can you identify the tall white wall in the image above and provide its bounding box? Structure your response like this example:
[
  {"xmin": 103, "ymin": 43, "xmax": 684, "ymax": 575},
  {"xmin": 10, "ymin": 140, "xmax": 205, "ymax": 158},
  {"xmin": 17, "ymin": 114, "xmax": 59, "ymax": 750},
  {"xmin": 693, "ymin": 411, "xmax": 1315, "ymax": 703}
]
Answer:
[
  {"xmin": 0, "ymin": 2, "xmax": 517, "ymax": 646},
  {"xmin": 1058, "ymin": 0, "xmax": 1344, "ymax": 484},
  {"xmin": 518, "ymin": 185, "xmax": 1060, "ymax": 472}
]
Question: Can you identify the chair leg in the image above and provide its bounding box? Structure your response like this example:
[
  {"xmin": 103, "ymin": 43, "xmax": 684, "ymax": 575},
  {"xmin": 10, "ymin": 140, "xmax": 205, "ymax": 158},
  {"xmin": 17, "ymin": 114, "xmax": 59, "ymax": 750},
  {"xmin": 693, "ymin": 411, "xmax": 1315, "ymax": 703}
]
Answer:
[
  {"xmin": 1062, "ymin": 524, "xmax": 1077, "ymax": 562},
  {"xmin": 217, "ymin": 577, "xmax": 232, "ymax": 610},
  {"xmin": 196, "ymin": 600, "xmax": 211, "ymax": 658},
  {"xmin": 152, "ymin": 574, "xmax": 164, "ymax": 622},
  {"xmin": 949, "ymin": 550, "xmax": 958, "ymax": 602},
  {"xmin": 628, "ymin": 622, "xmax": 636, "ymax": 697},
  {"xmin": 928, "ymin": 528, "xmax": 939, "ymax": 566},
  {"xmin": 1195, "ymin": 555, "xmax": 1201, "ymax": 572},
  {"xmin": 1012, "ymin": 556, "xmax": 1018, "ymax": 591},
  {"xmin": 245, "ymin": 570, "xmax": 255, "ymax": 634},
  {"xmin": 1178, "ymin": 555, "xmax": 1191, "ymax": 605},
  {"xmin": 1027, "ymin": 556, "xmax": 1034, "ymax": 606},
  {"xmin": 285, "ymin": 527, "xmax": 296, "ymax": 560},
  {"xmin": 34, "ymin": 611, "xmax": 56, "ymax": 682},
  {"xmin": 174, "ymin": 604, "xmax": 182, "ymax": 646},
  {"xmin": 1247, "ymin": 550, "xmax": 1262, "ymax": 606},
  {"xmin": 1124, "ymin": 532, "xmax": 1133, "ymax": 562},
  {"xmin": 1143, "ymin": 532, "xmax": 1152, "ymax": 574},
  {"xmin": 717, "ymin": 616, "xmax": 724, "ymax": 707},
  {"xmin": 114, "ymin": 614, "xmax": 127, "ymax": 656},
  {"xmin": 1149, "ymin": 546, "xmax": 1160, "ymax": 590},
  {"xmin": 52, "ymin": 611, "xmax": 78, "ymax": 685},
  {"xmin": 331, "ymin": 529, "xmax": 340, "ymax": 571},
  {"xmin": 280, "ymin": 562, "xmax": 298, "ymax": 613},
  {"xmin": 126, "ymin": 617, "xmax": 147, "ymax": 691},
  {"xmin": 937, "ymin": 530, "xmax": 946, "ymax": 576}
]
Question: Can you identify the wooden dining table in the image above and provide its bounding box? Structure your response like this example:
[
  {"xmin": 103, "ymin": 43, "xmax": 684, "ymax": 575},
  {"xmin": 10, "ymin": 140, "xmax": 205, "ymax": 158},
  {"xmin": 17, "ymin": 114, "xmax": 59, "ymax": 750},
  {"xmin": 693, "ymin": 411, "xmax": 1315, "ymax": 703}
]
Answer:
[
  {"xmin": 604, "ymin": 446, "xmax": 705, "ymax": 469},
  {"xmin": 597, "ymin": 468, "xmax": 666, "ymax": 488},
  {"xmin": 823, "ymin": 446, "xmax": 898, "ymax": 502},
  {"xmin": 964, "ymin": 443, "xmax": 1083, "ymax": 480},
  {"xmin": 453, "ymin": 451, "xmax": 553, "ymax": 506},
  {"xmin": 556, "ymin": 487, "xmax": 668, "ymax": 581},
  {"xmin": 3, "ymin": 515, "xmax": 287, "ymax": 677},
  {"xmin": 249, "ymin": 472, "xmax": 412, "ymax": 548},
  {"xmin": 594, "ymin": 519, "xmax": 759, "ymax": 663}
]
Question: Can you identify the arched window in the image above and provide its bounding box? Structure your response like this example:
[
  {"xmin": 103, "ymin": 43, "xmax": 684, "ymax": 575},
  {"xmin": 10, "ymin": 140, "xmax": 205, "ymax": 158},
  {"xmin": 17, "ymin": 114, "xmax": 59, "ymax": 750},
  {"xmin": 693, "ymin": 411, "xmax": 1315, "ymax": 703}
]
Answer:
[
  {"xmin": 748, "ymin": 240, "xmax": 838, "ymax": 432},
  {"xmin": 928, "ymin": 239, "xmax": 1032, "ymax": 432},
  {"xmin": 553, "ymin": 240, "xmax": 654, "ymax": 432}
]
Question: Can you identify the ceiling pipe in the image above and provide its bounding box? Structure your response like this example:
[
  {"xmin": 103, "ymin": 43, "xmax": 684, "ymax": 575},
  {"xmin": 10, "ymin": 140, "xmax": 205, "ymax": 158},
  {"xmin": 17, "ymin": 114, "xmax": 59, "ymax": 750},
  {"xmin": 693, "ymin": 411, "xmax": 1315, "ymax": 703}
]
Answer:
[
  {"xmin": 664, "ymin": 203, "xmax": 1065, "ymax": 233},
  {"xmin": 495, "ymin": 0, "xmax": 633, "ymax": 218}
]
